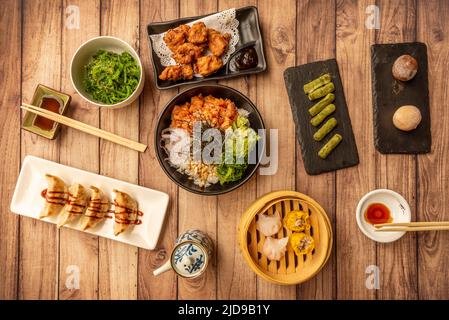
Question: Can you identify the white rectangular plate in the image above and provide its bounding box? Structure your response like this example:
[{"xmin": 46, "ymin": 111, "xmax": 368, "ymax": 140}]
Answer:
[{"xmin": 10, "ymin": 155, "xmax": 169, "ymax": 250}]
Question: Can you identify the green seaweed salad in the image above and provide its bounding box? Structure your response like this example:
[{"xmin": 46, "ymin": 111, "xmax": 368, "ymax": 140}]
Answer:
[{"xmin": 84, "ymin": 50, "xmax": 140, "ymax": 104}]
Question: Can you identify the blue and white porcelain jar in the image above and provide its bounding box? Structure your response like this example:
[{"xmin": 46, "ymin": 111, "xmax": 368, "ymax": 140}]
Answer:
[{"xmin": 153, "ymin": 229, "xmax": 213, "ymax": 278}]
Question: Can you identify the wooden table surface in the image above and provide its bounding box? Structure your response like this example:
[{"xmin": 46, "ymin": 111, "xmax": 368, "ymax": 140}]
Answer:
[{"xmin": 1, "ymin": 0, "xmax": 448, "ymax": 300}]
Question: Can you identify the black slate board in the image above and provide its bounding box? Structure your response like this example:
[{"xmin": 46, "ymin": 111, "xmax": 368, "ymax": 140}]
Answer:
[
  {"xmin": 371, "ymin": 42, "xmax": 431, "ymax": 154},
  {"xmin": 147, "ymin": 6, "xmax": 267, "ymax": 90},
  {"xmin": 284, "ymin": 59, "xmax": 359, "ymax": 175}
]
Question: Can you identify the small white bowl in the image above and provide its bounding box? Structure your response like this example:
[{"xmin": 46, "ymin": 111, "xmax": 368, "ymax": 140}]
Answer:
[
  {"xmin": 356, "ymin": 189, "xmax": 411, "ymax": 243},
  {"xmin": 70, "ymin": 36, "xmax": 145, "ymax": 109}
]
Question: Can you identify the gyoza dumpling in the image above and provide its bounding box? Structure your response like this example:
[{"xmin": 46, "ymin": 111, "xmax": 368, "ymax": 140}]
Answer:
[
  {"xmin": 262, "ymin": 236, "xmax": 289, "ymax": 261},
  {"xmin": 57, "ymin": 184, "xmax": 88, "ymax": 228},
  {"xmin": 113, "ymin": 190, "xmax": 138, "ymax": 236},
  {"xmin": 40, "ymin": 174, "xmax": 68, "ymax": 218},
  {"xmin": 79, "ymin": 186, "xmax": 110, "ymax": 231},
  {"xmin": 256, "ymin": 211, "xmax": 282, "ymax": 237}
]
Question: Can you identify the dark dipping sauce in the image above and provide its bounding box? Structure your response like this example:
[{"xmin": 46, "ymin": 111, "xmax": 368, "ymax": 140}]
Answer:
[
  {"xmin": 231, "ymin": 47, "xmax": 258, "ymax": 70},
  {"xmin": 33, "ymin": 96, "xmax": 62, "ymax": 131},
  {"xmin": 364, "ymin": 203, "xmax": 392, "ymax": 225}
]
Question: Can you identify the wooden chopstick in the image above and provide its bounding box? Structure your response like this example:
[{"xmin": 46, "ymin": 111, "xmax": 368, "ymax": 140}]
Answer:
[
  {"xmin": 21, "ymin": 103, "xmax": 147, "ymax": 153},
  {"xmin": 374, "ymin": 221, "xmax": 449, "ymax": 228},
  {"xmin": 374, "ymin": 221, "xmax": 449, "ymax": 232},
  {"xmin": 375, "ymin": 226, "xmax": 449, "ymax": 232}
]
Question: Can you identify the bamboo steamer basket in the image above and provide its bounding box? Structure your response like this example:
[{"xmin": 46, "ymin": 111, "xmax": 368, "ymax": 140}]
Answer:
[{"xmin": 238, "ymin": 191, "xmax": 333, "ymax": 285}]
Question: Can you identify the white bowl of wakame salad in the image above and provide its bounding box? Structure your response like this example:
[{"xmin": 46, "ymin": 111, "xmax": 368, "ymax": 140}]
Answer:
[{"xmin": 70, "ymin": 36, "xmax": 144, "ymax": 108}]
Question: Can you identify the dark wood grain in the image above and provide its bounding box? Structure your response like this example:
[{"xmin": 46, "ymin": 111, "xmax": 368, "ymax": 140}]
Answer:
[
  {"xmin": 417, "ymin": 0, "xmax": 449, "ymax": 299},
  {"xmin": 0, "ymin": 0, "xmax": 21, "ymax": 300},
  {"xmin": 98, "ymin": 0, "xmax": 139, "ymax": 300},
  {"xmin": 4, "ymin": 0, "xmax": 449, "ymax": 301},
  {"xmin": 138, "ymin": 0, "xmax": 179, "ymax": 300},
  {"xmin": 256, "ymin": 0, "xmax": 297, "ymax": 300},
  {"xmin": 375, "ymin": 0, "xmax": 418, "ymax": 300},
  {"xmin": 19, "ymin": 0, "xmax": 62, "ymax": 300},
  {"xmin": 216, "ymin": 0, "xmax": 258, "ymax": 301},
  {"xmin": 177, "ymin": 0, "xmax": 218, "ymax": 300},
  {"xmin": 295, "ymin": 0, "xmax": 336, "ymax": 300},
  {"xmin": 58, "ymin": 0, "xmax": 101, "ymax": 300},
  {"xmin": 336, "ymin": 0, "xmax": 376, "ymax": 299}
]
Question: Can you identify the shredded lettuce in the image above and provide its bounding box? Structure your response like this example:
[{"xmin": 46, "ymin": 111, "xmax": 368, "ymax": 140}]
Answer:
[
  {"xmin": 232, "ymin": 115, "xmax": 249, "ymax": 129},
  {"xmin": 217, "ymin": 115, "xmax": 259, "ymax": 185}
]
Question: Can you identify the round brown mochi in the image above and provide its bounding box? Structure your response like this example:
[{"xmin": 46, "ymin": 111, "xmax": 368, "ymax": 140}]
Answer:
[{"xmin": 392, "ymin": 54, "xmax": 418, "ymax": 81}]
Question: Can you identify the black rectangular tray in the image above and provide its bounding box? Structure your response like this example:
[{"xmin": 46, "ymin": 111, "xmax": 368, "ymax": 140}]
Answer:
[
  {"xmin": 371, "ymin": 42, "xmax": 431, "ymax": 154},
  {"xmin": 284, "ymin": 59, "xmax": 359, "ymax": 175},
  {"xmin": 147, "ymin": 6, "xmax": 267, "ymax": 90}
]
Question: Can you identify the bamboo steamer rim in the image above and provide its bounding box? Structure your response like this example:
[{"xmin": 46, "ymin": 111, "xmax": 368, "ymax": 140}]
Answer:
[{"xmin": 238, "ymin": 190, "xmax": 333, "ymax": 285}]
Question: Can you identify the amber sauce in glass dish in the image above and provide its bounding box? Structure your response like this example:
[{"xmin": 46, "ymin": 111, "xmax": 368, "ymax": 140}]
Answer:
[{"xmin": 33, "ymin": 96, "xmax": 63, "ymax": 131}]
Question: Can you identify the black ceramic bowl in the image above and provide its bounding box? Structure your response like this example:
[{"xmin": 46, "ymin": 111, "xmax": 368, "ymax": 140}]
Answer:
[{"xmin": 155, "ymin": 84, "xmax": 265, "ymax": 195}]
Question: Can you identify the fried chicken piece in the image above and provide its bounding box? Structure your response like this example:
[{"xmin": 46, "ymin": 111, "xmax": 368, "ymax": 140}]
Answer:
[
  {"xmin": 163, "ymin": 24, "xmax": 190, "ymax": 51},
  {"xmin": 170, "ymin": 103, "xmax": 194, "ymax": 131},
  {"xmin": 194, "ymin": 55, "xmax": 223, "ymax": 77},
  {"xmin": 202, "ymin": 95, "xmax": 238, "ymax": 130},
  {"xmin": 188, "ymin": 22, "xmax": 208, "ymax": 45},
  {"xmin": 181, "ymin": 64, "xmax": 194, "ymax": 79},
  {"xmin": 159, "ymin": 65, "xmax": 182, "ymax": 81},
  {"xmin": 170, "ymin": 94, "xmax": 238, "ymax": 131},
  {"xmin": 172, "ymin": 43, "xmax": 204, "ymax": 64},
  {"xmin": 189, "ymin": 94, "xmax": 204, "ymax": 116},
  {"xmin": 207, "ymin": 29, "xmax": 231, "ymax": 57},
  {"xmin": 159, "ymin": 64, "xmax": 194, "ymax": 81}
]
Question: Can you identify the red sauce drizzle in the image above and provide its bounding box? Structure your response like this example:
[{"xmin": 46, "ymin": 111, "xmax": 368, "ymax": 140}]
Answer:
[
  {"xmin": 113, "ymin": 201, "xmax": 143, "ymax": 225},
  {"xmin": 364, "ymin": 203, "xmax": 392, "ymax": 225},
  {"xmin": 41, "ymin": 189, "xmax": 67, "ymax": 205},
  {"xmin": 85, "ymin": 199, "xmax": 110, "ymax": 218},
  {"xmin": 66, "ymin": 192, "xmax": 87, "ymax": 214}
]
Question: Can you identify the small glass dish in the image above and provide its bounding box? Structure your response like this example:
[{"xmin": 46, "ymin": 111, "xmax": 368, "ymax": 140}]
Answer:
[{"xmin": 22, "ymin": 84, "xmax": 71, "ymax": 139}]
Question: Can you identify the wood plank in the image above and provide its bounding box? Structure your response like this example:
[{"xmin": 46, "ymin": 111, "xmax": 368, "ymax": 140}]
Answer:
[
  {"xmin": 19, "ymin": 0, "xmax": 62, "ymax": 300},
  {"xmin": 0, "ymin": 0, "xmax": 21, "ymax": 300},
  {"xmin": 216, "ymin": 0, "xmax": 257, "ymax": 300},
  {"xmin": 137, "ymin": 0, "xmax": 179, "ymax": 300},
  {"xmin": 256, "ymin": 0, "xmax": 297, "ymax": 300},
  {"xmin": 58, "ymin": 0, "xmax": 100, "ymax": 300},
  {"xmin": 216, "ymin": 174, "xmax": 258, "ymax": 300},
  {"xmin": 178, "ymin": 0, "xmax": 218, "ymax": 300},
  {"xmin": 375, "ymin": 0, "xmax": 418, "ymax": 300},
  {"xmin": 98, "ymin": 0, "xmax": 139, "ymax": 300},
  {"xmin": 295, "ymin": 0, "xmax": 336, "ymax": 300},
  {"xmin": 417, "ymin": 0, "xmax": 449, "ymax": 299},
  {"xmin": 335, "ymin": 0, "xmax": 376, "ymax": 299}
]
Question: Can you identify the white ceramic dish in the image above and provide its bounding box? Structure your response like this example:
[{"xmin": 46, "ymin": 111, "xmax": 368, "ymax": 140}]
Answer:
[
  {"xmin": 356, "ymin": 189, "xmax": 411, "ymax": 243},
  {"xmin": 70, "ymin": 36, "xmax": 145, "ymax": 109},
  {"xmin": 10, "ymin": 156, "xmax": 169, "ymax": 250}
]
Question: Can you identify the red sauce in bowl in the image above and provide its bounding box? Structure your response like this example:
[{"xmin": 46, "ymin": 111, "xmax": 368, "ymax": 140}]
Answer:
[{"xmin": 364, "ymin": 203, "xmax": 392, "ymax": 225}]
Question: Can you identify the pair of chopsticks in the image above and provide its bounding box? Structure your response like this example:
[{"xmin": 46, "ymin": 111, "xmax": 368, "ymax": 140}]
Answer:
[
  {"xmin": 374, "ymin": 221, "xmax": 449, "ymax": 232},
  {"xmin": 21, "ymin": 103, "xmax": 147, "ymax": 153}
]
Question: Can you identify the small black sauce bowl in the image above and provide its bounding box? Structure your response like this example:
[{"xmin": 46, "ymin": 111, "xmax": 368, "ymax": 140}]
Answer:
[{"xmin": 154, "ymin": 84, "xmax": 265, "ymax": 196}]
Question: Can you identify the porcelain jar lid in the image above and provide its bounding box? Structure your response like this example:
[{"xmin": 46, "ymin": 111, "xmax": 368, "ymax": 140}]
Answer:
[{"xmin": 171, "ymin": 240, "xmax": 209, "ymax": 278}]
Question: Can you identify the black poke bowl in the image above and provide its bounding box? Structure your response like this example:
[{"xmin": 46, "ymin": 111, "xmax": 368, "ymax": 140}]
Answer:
[{"xmin": 155, "ymin": 84, "xmax": 265, "ymax": 195}]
